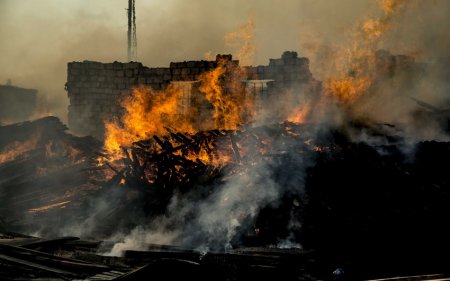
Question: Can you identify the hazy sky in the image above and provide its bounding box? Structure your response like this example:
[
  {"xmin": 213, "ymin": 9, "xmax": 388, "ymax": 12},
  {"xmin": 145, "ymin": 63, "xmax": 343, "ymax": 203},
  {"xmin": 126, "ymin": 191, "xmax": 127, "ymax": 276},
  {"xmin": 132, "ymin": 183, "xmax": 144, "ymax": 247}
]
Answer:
[{"xmin": 0, "ymin": 0, "xmax": 448, "ymax": 121}]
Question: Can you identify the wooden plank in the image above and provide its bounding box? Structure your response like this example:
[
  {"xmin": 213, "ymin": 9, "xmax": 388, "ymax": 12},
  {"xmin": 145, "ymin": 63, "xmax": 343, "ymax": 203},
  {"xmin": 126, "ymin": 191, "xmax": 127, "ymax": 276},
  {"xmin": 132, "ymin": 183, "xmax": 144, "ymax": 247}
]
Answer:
[
  {"xmin": 0, "ymin": 237, "xmax": 42, "ymax": 247},
  {"xmin": 0, "ymin": 253, "xmax": 75, "ymax": 276},
  {"xmin": 0, "ymin": 243, "xmax": 110, "ymax": 271},
  {"xmin": 366, "ymin": 274, "xmax": 446, "ymax": 281},
  {"xmin": 21, "ymin": 236, "xmax": 80, "ymax": 250}
]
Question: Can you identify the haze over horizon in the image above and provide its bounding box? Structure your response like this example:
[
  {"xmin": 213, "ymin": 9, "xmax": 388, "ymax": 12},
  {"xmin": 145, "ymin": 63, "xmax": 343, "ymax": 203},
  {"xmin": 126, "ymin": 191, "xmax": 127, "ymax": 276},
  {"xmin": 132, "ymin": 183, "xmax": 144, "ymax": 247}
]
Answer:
[{"xmin": 0, "ymin": 0, "xmax": 448, "ymax": 122}]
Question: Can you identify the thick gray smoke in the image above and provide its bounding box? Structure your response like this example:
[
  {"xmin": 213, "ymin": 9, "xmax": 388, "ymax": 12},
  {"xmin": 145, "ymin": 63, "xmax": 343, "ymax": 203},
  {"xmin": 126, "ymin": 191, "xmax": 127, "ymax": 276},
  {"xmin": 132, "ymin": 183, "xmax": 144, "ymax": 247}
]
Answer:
[
  {"xmin": 105, "ymin": 130, "xmax": 311, "ymax": 256},
  {"xmin": 297, "ymin": 0, "xmax": 450, "ymax": 141},
  {"xmin": 87, "ymin": 1, "xmax": 450, "ymax": 254}
]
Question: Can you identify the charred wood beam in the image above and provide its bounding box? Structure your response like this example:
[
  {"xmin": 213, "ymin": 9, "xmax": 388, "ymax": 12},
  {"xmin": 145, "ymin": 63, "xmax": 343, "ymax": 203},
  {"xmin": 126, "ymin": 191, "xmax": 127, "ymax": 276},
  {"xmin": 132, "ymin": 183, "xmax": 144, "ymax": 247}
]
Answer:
[
  {"xmin": 0, "ymin": 243, "xmax": 110, "ymax": 274},
  {"xmin": 21, "ymin": 236, "xmax": 80, "ymax": 251},
  {"xmin": 230, "ymin": 134, "xmax": 241, "ymax": 163},
  {"xmin": 0, "ymin": 253, "xmax": 77, "ymax": 277},
  {"xmin": 105, "ymin": 162, "xmax": 125, "ymax": 180},
  {"xmin": 122, "ymin": 147, "xmax": 132, "ymax": 166}
]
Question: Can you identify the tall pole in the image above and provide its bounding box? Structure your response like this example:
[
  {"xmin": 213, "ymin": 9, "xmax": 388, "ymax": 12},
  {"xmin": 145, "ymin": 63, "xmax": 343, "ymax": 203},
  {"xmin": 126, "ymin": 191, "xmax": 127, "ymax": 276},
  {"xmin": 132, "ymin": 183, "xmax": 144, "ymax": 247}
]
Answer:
[{"xmin": 127, "ymin": 0, "xmax": 137, "ymax": 61}]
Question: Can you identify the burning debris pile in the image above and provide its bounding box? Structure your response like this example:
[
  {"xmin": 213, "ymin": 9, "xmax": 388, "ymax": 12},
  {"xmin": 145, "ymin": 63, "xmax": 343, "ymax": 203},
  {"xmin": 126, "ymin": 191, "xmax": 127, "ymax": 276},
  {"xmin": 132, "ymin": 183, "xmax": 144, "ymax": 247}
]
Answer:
[
  {"xmin": 1, "ymin": 116, "xmax": 450, "ymax": 279},
  {"xmin": 2, "ymin": 48, "xmax": 450, "ymax": 278},
  {"xmin": 1, "ymin": 0, "xmax": 450, "ymax": 278},
  {"xmin": 103, "ymin": 122, "xmax": 318, "ymax": 206},
  {"xmin": 0, "ymin": 117, "xmax": 103, "ymax": 233}
]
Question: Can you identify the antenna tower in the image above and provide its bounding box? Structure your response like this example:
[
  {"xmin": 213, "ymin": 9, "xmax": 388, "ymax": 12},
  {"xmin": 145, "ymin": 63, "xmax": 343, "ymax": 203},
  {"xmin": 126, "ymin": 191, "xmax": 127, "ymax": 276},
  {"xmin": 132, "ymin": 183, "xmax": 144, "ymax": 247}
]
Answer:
[{"xmin": 127, "ymin": 0, "xmax": 137, "ymax": 61}]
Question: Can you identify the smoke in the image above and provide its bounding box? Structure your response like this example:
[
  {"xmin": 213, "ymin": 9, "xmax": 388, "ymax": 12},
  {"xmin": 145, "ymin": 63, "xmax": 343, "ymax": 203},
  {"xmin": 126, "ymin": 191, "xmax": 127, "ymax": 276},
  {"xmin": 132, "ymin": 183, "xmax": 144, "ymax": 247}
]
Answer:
[
  {"xmin": 361, "ymin": 0, "xmax": 449, "ymax": 141},
  {"xmin": 225, "ymin": 17, "xmax": 256, "ymax": 66},
  {"xmin": 0, "ymin": 0, "xmax": 374, "ymax": 123},
  {"xmin": 1, "ymin": 0, "xmax": 448, "ymax": 255},
  {"xmin": 293, "ymin": 0, "xmax": 450, "ymax": 141},
  {"xmin": 105, "ymin": 128, "xmax": 312, "ymax": 256},
  {"xmin": 2, "ymin": 0, "xmax": 448, "ymax": 126}
]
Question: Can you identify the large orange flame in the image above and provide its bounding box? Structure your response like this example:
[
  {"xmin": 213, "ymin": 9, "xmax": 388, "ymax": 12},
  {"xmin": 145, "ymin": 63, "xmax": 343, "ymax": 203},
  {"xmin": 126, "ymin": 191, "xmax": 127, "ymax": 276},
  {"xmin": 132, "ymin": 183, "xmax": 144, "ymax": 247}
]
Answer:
[
  {"xmin": 103, "ymin": 60, "xmax": 252, "ymax": 161},
  {"xmin": 104, "ymin": 84, "xmax": 195, "ymax": 156},
  {"xmin": 198, "ymin": 63, "xmax": 242, "ymax": 130},
  {"xmin": 326, "ymin": 0, "xmax": 405, "ymax": 104}
]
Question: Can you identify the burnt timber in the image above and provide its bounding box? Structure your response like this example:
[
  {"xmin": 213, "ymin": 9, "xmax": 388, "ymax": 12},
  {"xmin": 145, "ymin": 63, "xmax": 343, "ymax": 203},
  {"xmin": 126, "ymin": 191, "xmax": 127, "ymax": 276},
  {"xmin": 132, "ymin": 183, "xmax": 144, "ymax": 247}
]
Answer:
[{"xmin": 2, "ymin": 116, "xmax": 450, "ymax": 280}]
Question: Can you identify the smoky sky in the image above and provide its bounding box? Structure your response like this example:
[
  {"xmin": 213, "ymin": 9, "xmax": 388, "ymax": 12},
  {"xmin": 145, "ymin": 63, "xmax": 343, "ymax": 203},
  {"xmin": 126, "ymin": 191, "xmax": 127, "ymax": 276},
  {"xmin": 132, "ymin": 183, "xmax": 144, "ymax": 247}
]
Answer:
[{"xmin": 0, "ymin": 0, "xmax": 449, "ymax": 122}]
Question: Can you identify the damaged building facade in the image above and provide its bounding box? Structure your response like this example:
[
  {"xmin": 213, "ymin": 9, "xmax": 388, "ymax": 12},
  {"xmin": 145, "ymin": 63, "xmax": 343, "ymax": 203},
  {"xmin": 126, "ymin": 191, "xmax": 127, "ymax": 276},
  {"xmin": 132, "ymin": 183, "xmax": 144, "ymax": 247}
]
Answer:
[
  {"xmin": 65, "ymin": 51, "xmax": 319, "ymax": 138},
  {"xmin": 65, "ymin": 50, "xmax": 420, "ymax": 138}
]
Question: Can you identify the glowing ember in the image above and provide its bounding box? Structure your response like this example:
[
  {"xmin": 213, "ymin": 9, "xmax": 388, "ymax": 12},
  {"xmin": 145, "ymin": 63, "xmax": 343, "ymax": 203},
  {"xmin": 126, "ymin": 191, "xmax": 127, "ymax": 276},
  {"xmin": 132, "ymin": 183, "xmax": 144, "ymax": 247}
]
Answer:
[
  {"xmin": 287, "ymin": 105, "xmax": 311, "ymax": 124},
  {"xmin": 0, "ymin": 137, "xmax": 38, "ymax": 164},
  {"xmin": 28, "ymin": 201, "xmax": 71, "ymax": 213}
]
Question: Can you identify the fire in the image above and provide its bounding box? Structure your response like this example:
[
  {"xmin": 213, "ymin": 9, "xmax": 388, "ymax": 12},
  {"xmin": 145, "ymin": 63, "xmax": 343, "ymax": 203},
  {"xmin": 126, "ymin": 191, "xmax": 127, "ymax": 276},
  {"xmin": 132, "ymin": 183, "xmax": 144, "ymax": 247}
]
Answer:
[
  {"xmin": 203, "ymin": 51, "xmax": 215, "ymax": 61},
  {"xmin": 198, "ymin": 64, "xmax": 242, "ymax": 130},
  {"xmin": 287, "ymin": 105, "xmax": 311, "ymax": 123},
  {"xmin": 363, "ymin": 0, "xmax": 405, "ymax": 41},
  {"xmin": 326, "ymin": 76, "xmax": 372, "ymax": 104},
  {"xmin": 225, "ymin": 17, "xmax": 256, "ymax": 66},
  {"xmin": 186, "ymin": 147, "xmax": 212, "ymax": 165},
  {"xmin": 101, "ymin": 18, "xmax": 258, "ymax": 163},
  {"xmin": 101, "ymin": 2, "xmax": 409, "ymax": 169},
  {"xmin": 380, "ymin": 0, "xmax": 405, "ymax": 15},
  {"xmin": 103, "ymin": 84, "xmax": 196, "ymax": 157},
  {"xmin": 0, "ymin": 137, "xmax": 38, "ymax": 164},
  {"xmin": 28, "ymin": 201, "xmax": 71, "ymax": 213},
  {"xmin": 103, "ymin": 57, "xmax": 252, "ymax": 162},
  {"xmin": 362, "ymin": 18, "xmax": 385, "ymax": 39},
  {"xmin": 183, "ymin": 143, "xmax": 234, "ymax": 167},
  {"xmin": 44, "ymin": 139, "xmax": 84, "ymax": 165},
  {"xmin": 325, "ymin": 0, "xmax": 405, "ymax": 105}
]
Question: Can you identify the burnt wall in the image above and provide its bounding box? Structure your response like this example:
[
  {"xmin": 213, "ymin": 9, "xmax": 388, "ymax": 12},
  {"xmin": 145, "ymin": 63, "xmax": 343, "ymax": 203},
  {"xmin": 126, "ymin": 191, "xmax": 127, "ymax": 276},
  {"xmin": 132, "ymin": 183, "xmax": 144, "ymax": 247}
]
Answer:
[
  {"xmin": 66, "ymin": 51, "xmax": 316, "ymax": 138},
  {"xmin": 66, "ymin": 61, "xmax": 169, "ymax": 136},
  {"xmin": 0, "ymin": 85, "xmax": 37, "ymax": 124}
]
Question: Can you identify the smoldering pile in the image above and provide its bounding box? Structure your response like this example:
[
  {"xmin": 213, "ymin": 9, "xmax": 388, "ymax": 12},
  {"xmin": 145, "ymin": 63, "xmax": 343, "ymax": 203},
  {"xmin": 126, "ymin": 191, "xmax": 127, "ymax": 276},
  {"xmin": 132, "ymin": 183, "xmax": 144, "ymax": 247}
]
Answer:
[
  {"xmin": 102, "ymin": 122, "xmax": 320, "ymax": 213},
  {"xmin": 1, "ymin": 114, "xmax": 450, "ymax": 279},
  {"xmin": 0, "ymin": 117, "xmax": 103, "ymax": 234},
  {"xmin": 100, "ymin": 116, "xmax": 450, "ymax": 250}
]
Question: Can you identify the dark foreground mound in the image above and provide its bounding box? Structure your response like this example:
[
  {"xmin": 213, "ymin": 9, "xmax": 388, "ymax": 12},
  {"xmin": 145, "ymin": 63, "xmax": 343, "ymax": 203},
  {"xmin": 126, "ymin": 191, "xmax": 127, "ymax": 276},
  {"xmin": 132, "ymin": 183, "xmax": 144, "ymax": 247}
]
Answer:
[{"xmin": 1, "ymin": 118, "xmax": 450, "ymax": 280}]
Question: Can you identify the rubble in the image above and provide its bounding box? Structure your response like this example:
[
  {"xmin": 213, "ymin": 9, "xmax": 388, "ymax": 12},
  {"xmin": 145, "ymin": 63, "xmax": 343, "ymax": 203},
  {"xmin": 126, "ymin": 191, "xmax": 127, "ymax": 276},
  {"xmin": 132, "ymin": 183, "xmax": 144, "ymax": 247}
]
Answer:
[
  {"xmin": 2, "ymin": 102, "xmax": 450, "ymax": 280},
  {"xmin": 0, "ymin": 231, "xmax": 320, "ymax": 280},
  {"xmin": 0, "ymin": 116, "xmax": 103, "ymax": 234},
  {"xmin": 91, "ymin": 117, "xmax": 450, "ymax": 277},
  {"xmin": 2, "ymin": 43, "xmax": 450, "ymax": 279}
]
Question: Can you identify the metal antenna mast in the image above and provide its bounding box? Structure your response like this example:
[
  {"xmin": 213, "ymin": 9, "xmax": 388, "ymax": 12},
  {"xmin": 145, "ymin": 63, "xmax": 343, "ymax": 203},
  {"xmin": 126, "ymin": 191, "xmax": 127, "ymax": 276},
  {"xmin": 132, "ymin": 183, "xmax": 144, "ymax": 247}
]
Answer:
[{"xmin": 127, "ymin": 0, "xmax": 137, "ymax": 61}]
